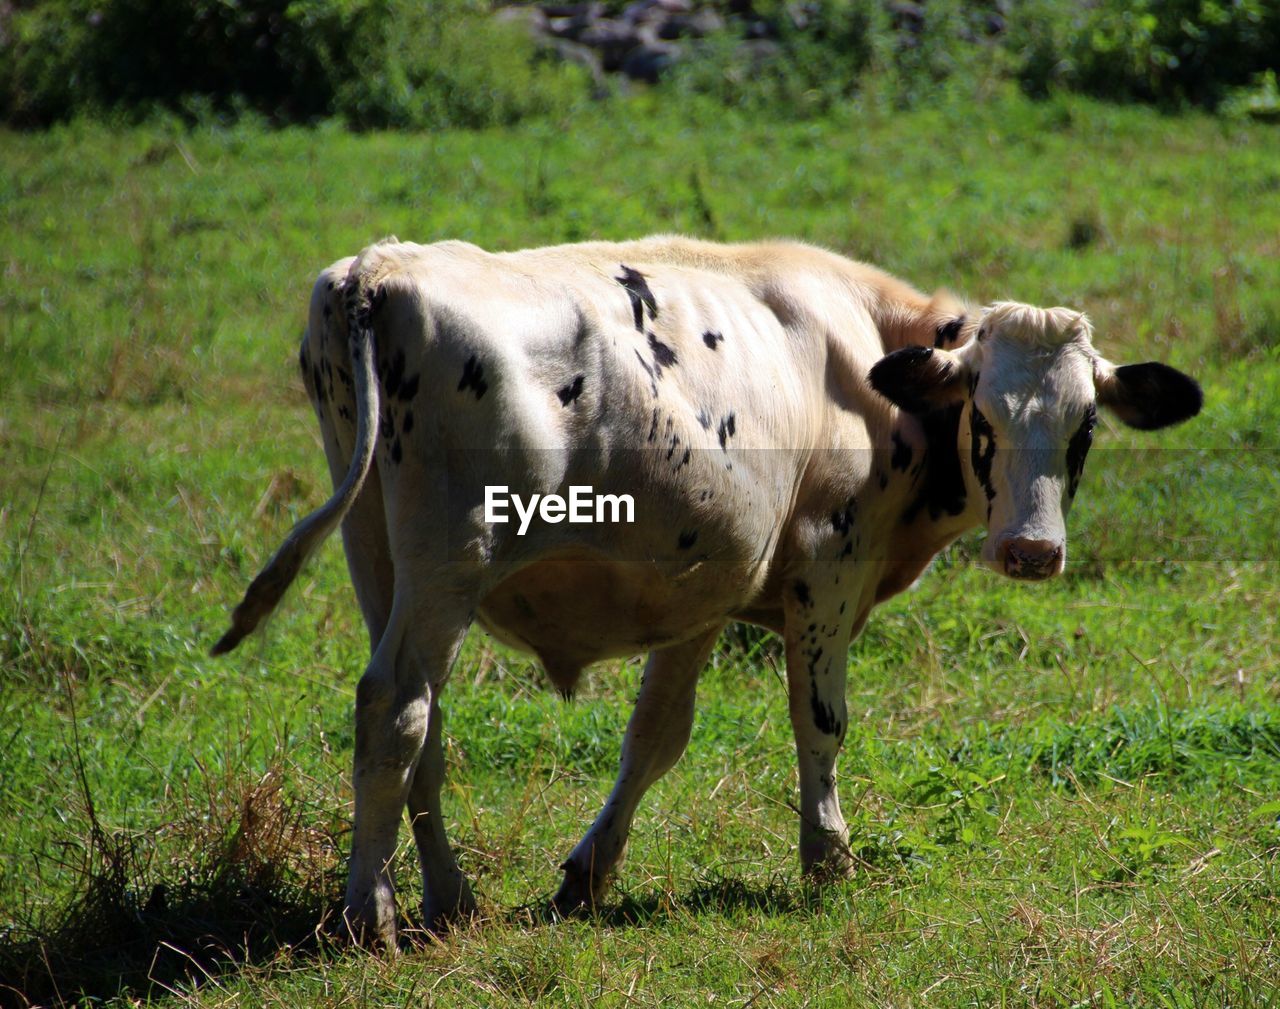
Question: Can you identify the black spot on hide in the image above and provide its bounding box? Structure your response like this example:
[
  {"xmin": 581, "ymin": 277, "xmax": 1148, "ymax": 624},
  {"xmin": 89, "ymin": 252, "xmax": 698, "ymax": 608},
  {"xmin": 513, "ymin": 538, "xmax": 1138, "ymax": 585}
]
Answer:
[
  {"xmin": 890, "ymin": 431, "xmax": 913, "ymax": 472},
  {"xmin": 458, "ymin": 355, "xmax": 488, "ymax": 399},
  {"xmin": 384, "ymin": 348, "xmax": 405, "ymax": 399},
  {"xmin": 616, "ymin": 265, "xmax": 658, "ymax": 332},
  {"xmin": 969, "ymin": 404, "xmax": 997, "ymax": 504},
  {"xmin": 809, "ymin": 680, "xmax": 840, "ymax": 737},
  {"xmin": 831, "ymin": 498, "xmax": 856, "ymax": 536},
  {"xmin": 717, "ymin": 413, "xmax": 736, "ymax": 450},
  {"xmin": 1066, "ymin": 404, "xmax": 1096, "ymax": 499},
  {"xmin": 902, "ymin": 403, "xmax": 967, "ymax": 524},
  {"xmin": 648, "ymin": 332, "xmax": 678, "ymax": 370},
  {"xmin": 557, "ymin": 374, "xmax": 585, "ymax": 406},
  {"xmin": 634, "ymin": 349, "xmax": 659, "ymax": 397}
]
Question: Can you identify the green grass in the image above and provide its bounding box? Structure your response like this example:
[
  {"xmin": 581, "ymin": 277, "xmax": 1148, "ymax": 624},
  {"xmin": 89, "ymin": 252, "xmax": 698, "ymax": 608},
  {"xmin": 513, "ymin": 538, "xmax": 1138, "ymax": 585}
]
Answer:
[{"xmin": 2, "ymin": 89, "xmax": 1279, "ymax": 1006}]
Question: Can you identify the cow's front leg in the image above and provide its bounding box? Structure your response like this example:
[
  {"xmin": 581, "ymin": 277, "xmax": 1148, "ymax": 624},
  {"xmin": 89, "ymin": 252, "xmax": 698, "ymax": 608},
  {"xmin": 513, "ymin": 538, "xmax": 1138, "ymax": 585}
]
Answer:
[
  {"xmin": 345, "ymin": 594, "xmax": 471, "ymax": 948},
  {"xmin": 784, "ymin": 577, "xmax": 856, "ymax": 877},
  {"xmin": 553, "ymin": 625, "xmax": 723, "ymax": 913}
]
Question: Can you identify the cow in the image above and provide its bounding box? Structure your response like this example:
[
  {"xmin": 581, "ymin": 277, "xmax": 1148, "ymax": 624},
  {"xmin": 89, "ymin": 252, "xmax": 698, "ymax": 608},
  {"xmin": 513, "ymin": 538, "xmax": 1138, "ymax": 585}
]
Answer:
[{"xmin": 212, "ymin": 236, "xmax": 1202, "ymax": 946}]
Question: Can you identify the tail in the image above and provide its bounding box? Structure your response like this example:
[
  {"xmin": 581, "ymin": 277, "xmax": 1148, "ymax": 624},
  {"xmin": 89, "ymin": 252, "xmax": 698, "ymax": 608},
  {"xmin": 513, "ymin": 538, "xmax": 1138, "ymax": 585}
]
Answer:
[{"xmin": 211, "ymin": 262, "xmax": 382, "ymax": 656}]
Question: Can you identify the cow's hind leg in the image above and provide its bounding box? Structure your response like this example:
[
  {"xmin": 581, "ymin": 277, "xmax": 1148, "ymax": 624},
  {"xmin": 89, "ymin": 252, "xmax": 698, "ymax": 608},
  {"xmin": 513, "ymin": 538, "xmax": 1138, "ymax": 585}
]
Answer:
[
  {"xmin": 553, "ymin": 625, "xmax": 723, "ymax": 913},
  {"xmin": 407, "ymin": 688, "xmax": 476, "ymax": 931},
  {"xmin": 344, "ymin": 588, "xmax": 473, "ymax": 947}
]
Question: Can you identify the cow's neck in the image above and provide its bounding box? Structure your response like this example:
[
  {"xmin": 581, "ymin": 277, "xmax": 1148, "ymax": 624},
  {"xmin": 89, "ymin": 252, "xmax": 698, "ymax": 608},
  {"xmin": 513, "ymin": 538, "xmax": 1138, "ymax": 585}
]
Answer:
[
  {"xmin": 871, "ymin": 298, "xmax": 954, "ymax": 354},
  {"xmin": 874, "ymin": 399, "xmax": 984, "ymax": 602}
]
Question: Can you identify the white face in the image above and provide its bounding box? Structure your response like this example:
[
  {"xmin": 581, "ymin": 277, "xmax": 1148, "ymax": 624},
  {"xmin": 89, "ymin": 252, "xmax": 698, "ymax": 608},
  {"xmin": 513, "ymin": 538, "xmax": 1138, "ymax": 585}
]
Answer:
[
  {"xmin": 870, "ymin": 299, "xmax": 1202, "ymax": 582},
  {"xmin": 961, "ymin": 306, "xmax": 1101, "ymax": 579}
]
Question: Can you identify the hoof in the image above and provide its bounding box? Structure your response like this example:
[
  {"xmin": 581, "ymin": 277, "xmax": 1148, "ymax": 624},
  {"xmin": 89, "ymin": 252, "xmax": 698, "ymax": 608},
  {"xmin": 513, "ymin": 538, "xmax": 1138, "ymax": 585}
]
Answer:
[
  {"xmin": 799, "ymin": 831, "xmax": 854, "ymax": 883},
  {"xmin": 342, "ymin": 909, "xmax": 399, "ymax": 952},
  {"xmin": 802, "ymin": 856, "xmax": 854, "ymax": 887},
  {"xmin": 423, "ymin": 890, "xmax": 479, "ymax": 935},
  {"xmin": 343, "ymin": 881, "xmax": 401, "ymax": 952},
  {"xmin": 550, "ymin": 859, "xmax": 609, "ymax": 917}
]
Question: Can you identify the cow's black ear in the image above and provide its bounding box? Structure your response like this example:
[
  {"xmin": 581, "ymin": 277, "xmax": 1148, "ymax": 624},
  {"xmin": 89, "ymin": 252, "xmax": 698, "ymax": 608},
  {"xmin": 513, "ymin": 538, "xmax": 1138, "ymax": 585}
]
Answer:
[
  {"xmin": 1097, "ymin": 361, "xmax": 1203, "ymax": 430},
  {"xmin": 869, "ymin": 346, "xmax": 968, "ymax": 415}
]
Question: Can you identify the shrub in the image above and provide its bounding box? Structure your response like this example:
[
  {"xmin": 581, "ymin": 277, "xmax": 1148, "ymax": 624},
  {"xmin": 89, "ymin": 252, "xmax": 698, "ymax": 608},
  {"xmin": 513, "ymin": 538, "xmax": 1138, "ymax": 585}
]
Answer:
[
  {"xmin": 666, "ymin": 0, "xmax": 1013, "ymax": 115},
  {"xmin": 1009, "ymin": 0, "xmax": 1280, "ymax": 108},
  {"xmin": 0, "ymin": 0, "xmax": 589, "ymax": 129},
  {"xmin": 667, "ymin": 0, "xmax": 1278, "ymax": 115},
  {"xmin": 2, "ymin": 0, "xmax": 1276, "ymax": 127}
]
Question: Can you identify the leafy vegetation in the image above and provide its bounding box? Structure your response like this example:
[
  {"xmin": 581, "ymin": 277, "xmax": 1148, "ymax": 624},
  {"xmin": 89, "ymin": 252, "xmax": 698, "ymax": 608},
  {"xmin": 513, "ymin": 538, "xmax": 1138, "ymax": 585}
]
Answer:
[
  {"xmin": 2, "ymin": 89, "xmax": 1279, "ymax": 1005},
  {"xmin": 3, "ymin": 0, "xmax": 1278, "ymax": 129},
  {"xmin": 672, "ymin": 0, "xmax": 1280, "ymax": 116},
  {"xmin": 0, "ymin": 0, "xmax": 587, "ymax": 129}
]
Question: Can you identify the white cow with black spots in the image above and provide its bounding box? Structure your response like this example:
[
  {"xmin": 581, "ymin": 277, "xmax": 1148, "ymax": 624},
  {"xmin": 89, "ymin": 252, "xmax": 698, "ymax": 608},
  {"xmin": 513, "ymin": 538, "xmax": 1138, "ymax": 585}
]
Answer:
[{"xmin": 213, "ymin": 236, "xmax": 1201, "ymax": 946}]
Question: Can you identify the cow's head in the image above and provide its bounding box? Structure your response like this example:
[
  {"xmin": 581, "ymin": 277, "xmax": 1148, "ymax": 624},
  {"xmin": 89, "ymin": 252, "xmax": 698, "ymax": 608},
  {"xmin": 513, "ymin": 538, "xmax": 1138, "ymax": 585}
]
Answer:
[{"xmin": 870, "ymin": 302, "xmax": 1202, "ymax": 580}]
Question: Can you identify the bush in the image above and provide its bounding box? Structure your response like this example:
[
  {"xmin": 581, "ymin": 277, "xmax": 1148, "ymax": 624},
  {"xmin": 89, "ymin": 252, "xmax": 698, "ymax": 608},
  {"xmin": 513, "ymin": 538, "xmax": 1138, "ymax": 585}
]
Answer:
[
  {"xmin": 1008, "ymin": 0, "xmax": 1280, "ymax": 108},
  {"xmin": 0, "ymin": 0, "xmax": 589, "ymax": 129},
  {"xmin": 324, "ymin": 0, "xmax": 588, "ymax": 130},
  {"xmin": 2, "ymin": 0, "xmax": 1276, "ymax": 127},
  {"xmin": 665, "ymin": 0, "xmax": 971, "ymax": 115},
  {"xmin": 666, "ymin": 0, "xmax": 1278, "ymax": 115}
]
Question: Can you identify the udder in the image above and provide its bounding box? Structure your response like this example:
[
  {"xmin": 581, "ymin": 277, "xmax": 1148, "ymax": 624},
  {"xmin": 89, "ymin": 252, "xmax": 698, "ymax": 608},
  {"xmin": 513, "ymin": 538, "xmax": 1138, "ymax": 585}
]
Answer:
[{"xmin": 475, "ymin": 554, "xmax": 755, "ymax": 694}]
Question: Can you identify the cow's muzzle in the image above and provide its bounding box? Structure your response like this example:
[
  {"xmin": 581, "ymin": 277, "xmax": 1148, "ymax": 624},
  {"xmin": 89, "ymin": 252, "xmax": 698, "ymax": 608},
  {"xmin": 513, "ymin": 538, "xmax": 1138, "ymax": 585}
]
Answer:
[{"xmin": 999, "ymin": 537, "xmax": 1064, "ymax": 581}]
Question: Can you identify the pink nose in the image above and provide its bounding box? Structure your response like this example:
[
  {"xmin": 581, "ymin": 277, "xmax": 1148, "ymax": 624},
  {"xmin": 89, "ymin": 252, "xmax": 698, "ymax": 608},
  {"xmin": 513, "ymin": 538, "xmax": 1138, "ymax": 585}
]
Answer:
[{"xmin": 1001, "ymin": 538, "xmax": 1064, "ymax": 580}]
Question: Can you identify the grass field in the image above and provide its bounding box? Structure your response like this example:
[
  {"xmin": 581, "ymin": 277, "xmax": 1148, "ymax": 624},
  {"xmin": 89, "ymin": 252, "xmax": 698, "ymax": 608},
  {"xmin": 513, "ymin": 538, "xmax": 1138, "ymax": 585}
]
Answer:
[{"xmin": 3, "ymin": 90, "xmax": 1280, "ymax": 1006}]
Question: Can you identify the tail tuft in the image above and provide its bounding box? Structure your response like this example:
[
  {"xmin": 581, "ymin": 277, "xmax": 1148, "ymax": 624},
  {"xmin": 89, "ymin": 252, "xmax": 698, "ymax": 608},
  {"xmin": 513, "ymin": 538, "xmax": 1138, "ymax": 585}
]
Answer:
[
  {"xmin": 210, "ymin": 539, "xmax": 307, "ymax": 654},
  {"xmin": 209, "ymin": 629, "xmax": 242, "ymax": 657}
]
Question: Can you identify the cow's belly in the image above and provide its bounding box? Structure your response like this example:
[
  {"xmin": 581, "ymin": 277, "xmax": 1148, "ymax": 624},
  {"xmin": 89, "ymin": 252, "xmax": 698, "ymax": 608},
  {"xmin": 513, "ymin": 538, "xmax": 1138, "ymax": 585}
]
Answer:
[{"xmin": 475, "ymin": 555, "xmax": 755, "ymax": 670}]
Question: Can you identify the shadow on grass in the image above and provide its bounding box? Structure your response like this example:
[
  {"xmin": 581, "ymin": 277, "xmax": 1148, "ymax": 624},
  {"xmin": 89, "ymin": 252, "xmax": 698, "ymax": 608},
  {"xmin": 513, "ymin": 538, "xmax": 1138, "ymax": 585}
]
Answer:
[
  {"xmin": 2, "ymin": 873, "xmax": 816, "ymax": 1006},
  {"xmin": 0, "ymin": 751, "xmax": 347, "ymax": 1009},
  {"xmin": 502, "ymin": 873, "xmax": 816, "ymax": 933},
  {"xmin": 0, "ymin": 883, "xmax": 340, "ymax": 1009}
]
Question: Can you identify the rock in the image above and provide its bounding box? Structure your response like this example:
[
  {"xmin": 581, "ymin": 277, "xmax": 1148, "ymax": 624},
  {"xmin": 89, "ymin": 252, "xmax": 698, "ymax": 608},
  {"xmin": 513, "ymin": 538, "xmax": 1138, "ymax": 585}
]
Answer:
[
  {"xmin": 579, "ymin": 19, "xmax": 645, "ymax": 72},
  {"xmin": 622, "ymin": 39, "xmax": 682, "ymax": 83},
  {"xmin": 540, "ymin": 2, "xmax": 603, "ymax": 18},
  {"xmin": 544, "ymin": 2, "xmax": 604, "ymax": 40},
  {"xmin": 493, "ymin": 5, "xmax": 548, "ymax": 36},
  {"xmin": 621, "ymin": 0, "xmax": 683, "ymax": 27},
  {"xmin": 888, "ymin": 1, "xmax": 926, "ymax": 33},
  {"xmin": 657, "ymin": 8, "xmax": 725, "ymax": 40}
]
